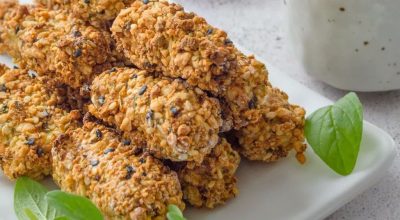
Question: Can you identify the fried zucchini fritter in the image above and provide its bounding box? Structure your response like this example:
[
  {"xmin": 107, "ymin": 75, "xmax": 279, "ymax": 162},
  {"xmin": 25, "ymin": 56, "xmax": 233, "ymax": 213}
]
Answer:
[
  {"xmin": 176, "ymin": 138, "xmax": 240, "ymax": 208},
  {"xmin": 0, "ymin": 2, "xmax": 113, "ymax": 88},
  {"xmin": 52, "ymin": 116, "xmax": 184, "ymax": 219},
  {"xmin": 88, "ymin": 67, "xmax": 222, "ymax": 164},
  {"xmin": 0, "ymin": 64, "xmax": 80, "ymax": 180}
]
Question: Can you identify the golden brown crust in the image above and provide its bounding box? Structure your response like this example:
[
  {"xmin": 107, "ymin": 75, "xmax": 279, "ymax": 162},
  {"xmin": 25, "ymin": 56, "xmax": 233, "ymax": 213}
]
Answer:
[
  {"xmin": 234, "ymin": 86, "xmax": 307, "ymax": 162},
  {"xmin": 0, "ymin": 3, "xmax": 113, "ymax": 88},
  {"xmin": 112, "ymin": 1, "xmax": 237, "ymax": 94},
  {"xmin": 110, "ymin": 1, "xmax": 270, "ymax": 128},
  {"xmin": 35, "ymin": 0, "xmax": 137, "ymax": 28},
  {"xmin": 0, "ymin": 64, "xmax": 80, "ymax": 180},
  {"xmin": 176, "ymin": 138, "xmax": 240, "ymax": 208},
  {"xmin": 52, "ymin": 117, "xmax": 184, "ymax": 219},
  {"xmin": 0, "ymin": 1, "xmax": 26, "ymax": 56},
  {"xmin": 111, "ymin": 1, "xmax": 306, "ymax": 162},
  {"xmin": 221, "ymin": 53, "xmax": 270, "ymax": 129},
  {"xmin": 0, "ymin": 0, "xmax": 16, "ymax": 19},
  {"xmin": 88, "ymin": 67, "xmax": 222, "ymax": 164}
]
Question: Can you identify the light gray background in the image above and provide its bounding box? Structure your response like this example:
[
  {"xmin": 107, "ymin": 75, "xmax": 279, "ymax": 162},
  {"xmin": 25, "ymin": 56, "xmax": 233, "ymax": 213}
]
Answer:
[{"xmin": 175, "ymin": 0, "xmax": 400, "ymax": 219}]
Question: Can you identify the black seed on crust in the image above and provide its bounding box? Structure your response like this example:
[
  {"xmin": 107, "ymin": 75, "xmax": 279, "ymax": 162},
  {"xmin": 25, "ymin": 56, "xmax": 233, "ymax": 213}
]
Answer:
[
  {"xmin": 123, "ymin": 139, "xmax": 131, "ymax": 146},
  {"xmin": 95, "ymin": 129, "xmax": 103, "ymax": 139},
  {"xmin": 146, "ymin": 110, "xmax": 153, "ymax": 121},
  {"xmin": 104, "ymin": 148, "xmax": 115, "ymax": 154},
  {"xmin": 73, "ymin": 30, "xmax": 82, "ymax": 37},
  {"xmin": 170, "ymin": 106, "xmax": 179, "ymax": 117},
  {"xmin": 73, "ymin": 48, "xmax": 82, "ymax": 58},
  {"xmin": 91, "ymin": 159, "xmax": 100, "ymax": 167},
  {"xmin": 248, "ymin": 97, "xmax": 257, "ymax": 109},
  {"xmin": 36, "ymin": 147, "xmax": 44, "ymax": 157},
  {"xmin": 138, "ymin": 85, "xmax": 147, "ymax": 95},
  {"xmin": 224, "ymin": 38, "xmax": 233, "ymax": 45},
  {"xmin": 28, "ymin": 70, "xmax": 37, "ymax": 78},
  {"xmin": 125, "ymin": 165, "xmax": 136, "ymax": 179},
  {"xmin": 26, "ymin": 138, "xmax": 35, "ymax": 146}
]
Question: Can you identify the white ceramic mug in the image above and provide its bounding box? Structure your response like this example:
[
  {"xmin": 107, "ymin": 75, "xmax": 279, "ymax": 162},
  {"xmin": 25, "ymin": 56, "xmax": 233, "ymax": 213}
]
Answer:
[{"xmin": 285, "ymin": 0, "xmax": 400, "ymax": 91}]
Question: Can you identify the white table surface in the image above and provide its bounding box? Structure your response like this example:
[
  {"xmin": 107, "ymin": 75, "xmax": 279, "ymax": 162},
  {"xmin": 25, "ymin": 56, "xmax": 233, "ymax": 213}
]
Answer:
[{"xmin": 174, "ymin": 0, "xmax": 400, "ymax": 219}]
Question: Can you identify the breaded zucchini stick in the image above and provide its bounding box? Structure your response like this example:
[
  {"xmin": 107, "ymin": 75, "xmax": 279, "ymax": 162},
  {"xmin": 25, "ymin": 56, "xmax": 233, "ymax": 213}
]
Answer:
[
  {"xmin": 111, "ymin": 1, "xmax": 306, "ymax": 162},
  {"xmin": 111, "ymin": 1, "xmax": 270, "ymax": 128},
  {"xmin": 176, "ymin": 138, "xmax": 240, "ymax": 208},
  {"xmin": 111, "ymin": 1, "xmax": 238, "ymax": 95},
  {"xmin": 88, "ymin": 67, "xmax": 222, "ymax": 164},
  {"xmin": 35, "ymin": 0, "xmax": 137, "ymax": 27},
  {"xmin": 52, "ymin": 116, "xmax": 184, "ymax": 219},
  {"xmin": 0, "ymin": 1, "xmax": 113, "ymax": 88},
  {"xmin": 235, "ymin": 86, "xmax": 307, "ymax": 163},
  {"xmin": 0, "ymin": 64, "xmax": 80, "ymax": 180}
]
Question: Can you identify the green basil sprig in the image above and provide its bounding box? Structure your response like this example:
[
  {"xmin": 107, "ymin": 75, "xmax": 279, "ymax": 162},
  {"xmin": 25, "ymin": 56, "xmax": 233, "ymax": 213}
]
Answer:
[
  {"xmin": 166, "ymin": 204, "xmax": 186, "ymax": 220},
  {"xmin": 305, "ymin": 92, "xmax": 363, "ymax": 175},
  {"xmin": 14, "ymin": 177, "xmax": 60, "ymax": 220},
  {"xmin": 46, "ymin": 191, "xmax": 103, "ymax": 220},
  {"xmin": 14, "ymin": 177, "xmax": 103, "ymax": 220}
]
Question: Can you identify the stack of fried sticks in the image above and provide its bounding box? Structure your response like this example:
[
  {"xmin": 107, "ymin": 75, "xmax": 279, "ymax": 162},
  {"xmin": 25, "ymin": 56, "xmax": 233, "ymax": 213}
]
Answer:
[{"xmin": 0, "ymin": 0, "xmax": 306, "ymax": 219}]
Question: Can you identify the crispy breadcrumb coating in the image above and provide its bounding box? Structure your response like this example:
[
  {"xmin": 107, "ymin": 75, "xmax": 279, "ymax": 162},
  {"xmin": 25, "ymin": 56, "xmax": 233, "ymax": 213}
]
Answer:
[
  {"xmin": 175, "ymin": 138, "xmax": 240, "ymax": 208},
  {"xmin": 111, "ymin": 1, "xmax": 271, "ymax": 128},
  {"xmin": 0, "ymin": 0, "xmax": 17, "ymax": 54},
  {"xmin": 52, "ymin": 116, "xmax": 184, "ymax": 219},
  {"xmin": 111, "ymin": 1, "xmax": 306, "ymax": 162},
  {"xmin": 111, "ymin": 1, "xmax": 237, "ymax": 95},
  {"xmin": 0, "ymin": 64, "xmax": 80, "ymax": 180},
  {"xmin": 223, "ymin": 53, "xmax": 270, "ymax": 128},
  {"xmin": 88, "ymin": 67, "xmax": 222, "ymax": 164},
  {"xmin": 0, "ymin": 2, "xmax": 113, "ymax": 88},
  {"xmin": 35, "ymin": 0, "xmax": 137, "ymax": 28},
  {"xmin": 234, "ymin": 86, "xmax": 307, "ymax": 163}
]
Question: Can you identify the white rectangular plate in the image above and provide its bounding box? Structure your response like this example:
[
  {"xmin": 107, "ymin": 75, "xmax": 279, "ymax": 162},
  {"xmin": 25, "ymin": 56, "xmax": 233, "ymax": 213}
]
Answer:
[
  {"xmin": 0, "ymin": 6, "xmax": 395, "ymax": 219},
  {"xmin": 0, "ymin": 52, "xmax": 395, "ymax": 220}
]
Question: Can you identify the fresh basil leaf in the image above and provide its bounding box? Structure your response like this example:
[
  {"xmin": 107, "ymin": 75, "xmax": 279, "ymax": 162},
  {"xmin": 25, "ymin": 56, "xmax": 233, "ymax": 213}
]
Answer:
[
  {"xmin": 166, "ymin": 205, "xmax": 186, "ymax": 220},
  {"xmin": 305, "ymin": 92, "xmax": 363, "ymax": 175},
  {"xmin": 45, "ymin": 191, "xmax": 103, "ymax": 220},
  {"xmin": 167, "ymin": 212, "xmax": 185, "ymax": 220},
  {"xmin": 24, "ymin": 209, "xmax": 39, "ymax": 220},
  {"xmin": 54, "ymin": 217, "xmax": 69, "ymax": 220},
  {"xmin": 14, "ymin": 177, "xmax": 60, "ymax": 220}
]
